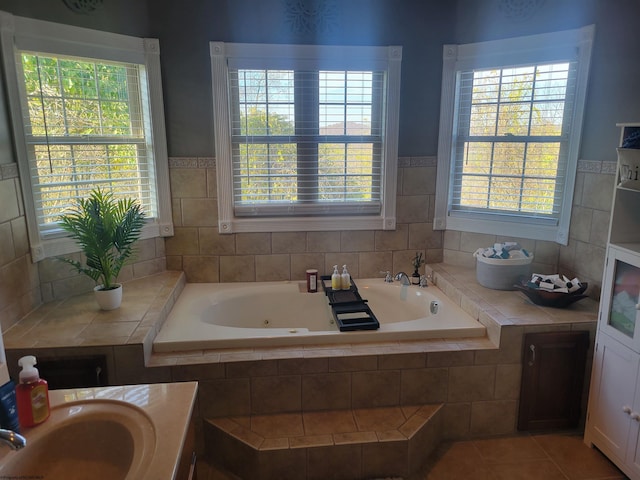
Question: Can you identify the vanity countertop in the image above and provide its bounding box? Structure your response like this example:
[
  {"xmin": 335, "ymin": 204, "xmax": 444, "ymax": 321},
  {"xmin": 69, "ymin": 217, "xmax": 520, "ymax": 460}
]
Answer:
[{"xmin": 0, "ymin": 381, "xmax": 198, "ymax": 480}]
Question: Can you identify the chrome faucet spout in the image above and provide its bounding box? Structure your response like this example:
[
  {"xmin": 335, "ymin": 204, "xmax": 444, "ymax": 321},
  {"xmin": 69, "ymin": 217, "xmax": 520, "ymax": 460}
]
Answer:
[
  {"xmin": 0, "ymin": 428, "xmax": 26, "ymax": 450},
  {"xmin": 393, "ymin": 272, "xmax": 411, "ymax": 286}
]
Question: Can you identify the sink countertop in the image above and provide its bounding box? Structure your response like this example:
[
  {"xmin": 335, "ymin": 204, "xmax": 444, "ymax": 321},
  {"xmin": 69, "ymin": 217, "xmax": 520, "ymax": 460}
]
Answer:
[{"xmin": 0, "ymin": 381, "xmax": 198, "ymax": 480}]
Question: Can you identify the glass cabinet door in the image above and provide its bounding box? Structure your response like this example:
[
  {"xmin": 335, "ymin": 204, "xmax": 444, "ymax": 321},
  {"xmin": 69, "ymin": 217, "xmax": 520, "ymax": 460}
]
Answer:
[{"xmin": 601, "ymin": 246, "xmax": 640, "ymax": 351}]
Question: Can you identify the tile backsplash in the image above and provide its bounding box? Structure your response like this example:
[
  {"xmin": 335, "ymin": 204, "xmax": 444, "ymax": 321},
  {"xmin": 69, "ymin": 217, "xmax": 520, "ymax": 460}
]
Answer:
[{"xmin": 166, "ymin": 156, "xmax": 443, "ymax": 283}]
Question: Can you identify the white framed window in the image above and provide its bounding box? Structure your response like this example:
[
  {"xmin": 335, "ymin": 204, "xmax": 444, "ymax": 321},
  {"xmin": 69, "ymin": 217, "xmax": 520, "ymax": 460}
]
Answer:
[
  {"xmin": 434, "ymin": 26, "xmax": 594, "ymax": 245},
  {"xmin": 210, "ymin": 42, "xmax": 402, "ymax": 233},
  {"xmin": 0, "ymin": 12, "xmax": 173, "ymax": 261}
]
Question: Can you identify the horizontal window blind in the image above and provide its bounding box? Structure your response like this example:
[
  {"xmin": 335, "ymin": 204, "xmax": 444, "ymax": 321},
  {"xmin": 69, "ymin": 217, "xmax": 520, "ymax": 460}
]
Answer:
[
  {"xmin": 18, "ymin": 51, "xmax": 157, "ymax": 236},
  {"xmin": 451, "ymin": 61, "xmax": 577, "ymax": 223},
  {"xmin": 229, "ymin": 68, "xmax": 384, "ymax": 216}
]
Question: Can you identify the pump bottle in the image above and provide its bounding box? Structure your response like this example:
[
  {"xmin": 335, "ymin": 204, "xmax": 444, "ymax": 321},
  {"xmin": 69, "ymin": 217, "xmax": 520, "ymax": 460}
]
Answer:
[
  {"xmin": 16, "ymin": 355, "xmax": 50, "ymax": 428},
  {"xmin": 331, "ymin": 265, "xmax": 341, "ymax": 290},
  {"xmin": 341, "ymin": 265, "xmax": 351, "ymax": 290}
]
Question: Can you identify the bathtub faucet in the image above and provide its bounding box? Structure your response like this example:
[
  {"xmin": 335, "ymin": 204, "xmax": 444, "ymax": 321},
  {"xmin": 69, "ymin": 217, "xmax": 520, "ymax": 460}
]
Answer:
[
  {"xmin": 0, "ymin": 429, "xmax": 26, "ymax": 450},
  {"xmin": 394, "ymin": 272, "xmax": 411, "ymax": 286}
]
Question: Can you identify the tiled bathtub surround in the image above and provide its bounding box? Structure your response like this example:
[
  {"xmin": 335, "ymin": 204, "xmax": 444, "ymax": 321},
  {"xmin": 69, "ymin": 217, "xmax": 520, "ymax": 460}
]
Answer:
[{"xmin": 165, "ymin": 156, "xmax": 444, "ymax": 283}]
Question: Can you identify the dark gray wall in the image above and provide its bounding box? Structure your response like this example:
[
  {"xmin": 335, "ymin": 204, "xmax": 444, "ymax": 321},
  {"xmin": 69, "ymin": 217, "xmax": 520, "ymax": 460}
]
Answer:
[
  {"xmin": 146, "ymin": 0, "xmax": 454, "ymax": 156},
  {"xmin": 0, "ymin": 0, "xmax": 638, "ymax": 161},
  {"xmin": 454, "ymin": 0, "xmax": 640, "ymax": 161}
]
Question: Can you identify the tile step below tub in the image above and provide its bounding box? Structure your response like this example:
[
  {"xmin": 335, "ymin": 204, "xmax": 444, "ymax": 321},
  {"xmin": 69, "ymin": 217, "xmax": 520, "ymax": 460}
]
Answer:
[{"xmin": 204, "ymin": 404, "xmax": 443, "ymax": 480}]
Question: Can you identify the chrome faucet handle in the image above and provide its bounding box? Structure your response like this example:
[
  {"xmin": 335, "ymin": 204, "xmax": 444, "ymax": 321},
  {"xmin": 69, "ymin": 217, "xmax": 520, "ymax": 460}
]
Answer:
[
  {"xmin": 419, "ymin": 275, "xmax": 429, "ymax": 288},
  {"xmin": 0, "ymin": 428, "xmax": 26, "ymax": 450},
  {"xmin": 380, "ymin": 271, "xmax": 393, "ymax": 283}
]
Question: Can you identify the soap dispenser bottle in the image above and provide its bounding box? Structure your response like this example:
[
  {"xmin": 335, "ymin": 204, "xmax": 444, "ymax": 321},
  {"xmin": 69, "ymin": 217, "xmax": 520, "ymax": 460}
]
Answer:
[
  {"xmin": 341, "ymin": 265, "xmax": 351, "ymax": 290},
  {"xmin": 16, "ymin": 355, "xmax": 50, "ymax": 428},
  {"xmin": 331, "ymin": 265, "xmax": 341, "ymax": 290}
]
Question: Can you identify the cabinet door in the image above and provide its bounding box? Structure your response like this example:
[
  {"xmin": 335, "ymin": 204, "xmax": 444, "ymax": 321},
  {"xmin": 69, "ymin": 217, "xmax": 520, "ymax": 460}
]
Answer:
[
  {"xmin": 518, "ymin": 331, "xmax": 589, "ymax": 430},
  {"xmin": 587, "ymin": 332, "xmax": 639, "ymax": 466},
  {"xmin": 599, "ymin": 246, "xmax": 640, "ymax": 352}
]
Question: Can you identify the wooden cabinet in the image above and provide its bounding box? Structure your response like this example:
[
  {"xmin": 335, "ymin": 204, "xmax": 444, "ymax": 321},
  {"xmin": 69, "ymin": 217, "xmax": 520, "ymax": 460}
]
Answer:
[
  {"xmin": 518, "ymin": 331, "xmax": 589, "ymax": 431},
  {"xmin": 585, "ymin": 123, "xmax": 640, "ymax": 479}
]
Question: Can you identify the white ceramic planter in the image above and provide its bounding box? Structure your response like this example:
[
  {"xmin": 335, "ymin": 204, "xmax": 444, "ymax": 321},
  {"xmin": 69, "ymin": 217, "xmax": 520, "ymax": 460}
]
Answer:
[{"xmin": 93, "ymin": 284, "xmax": 122, "ymax": 310}]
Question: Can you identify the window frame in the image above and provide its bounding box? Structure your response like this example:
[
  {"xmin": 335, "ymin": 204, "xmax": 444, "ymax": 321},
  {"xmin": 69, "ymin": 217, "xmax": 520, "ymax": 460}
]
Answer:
[
  {"xmin": 434, "ymin": 26, "xmax": 595, "ymax": 245},
  {"xmin": 210, "ymin": 42, "xmax": 402, "ymax": 234},
  {"xmin": 0, "ymin": 11, "xmax": 173, "ymax": 261}
]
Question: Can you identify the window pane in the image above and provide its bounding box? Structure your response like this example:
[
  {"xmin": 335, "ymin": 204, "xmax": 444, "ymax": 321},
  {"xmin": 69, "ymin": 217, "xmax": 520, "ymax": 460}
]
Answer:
[
  {"xmin": 453, "ymin": 61, "xmax": 575, "ymax": 220},
  {"xmin": 231, "ymin": 66, "xmax": 383, "ymax": 213},
  {"xmin": 236, "ymin": 143, "xmax": 297, "ymax": 203},
  {"xmin": 21, "ymin": 52, "xmax": 154, "ymax": 226}
]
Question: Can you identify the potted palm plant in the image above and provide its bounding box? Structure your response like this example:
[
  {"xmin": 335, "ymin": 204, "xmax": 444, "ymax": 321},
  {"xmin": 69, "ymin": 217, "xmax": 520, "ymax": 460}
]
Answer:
[{"xmin": 57, "ymin": 188, "xmax": 146, "ymax": 310}]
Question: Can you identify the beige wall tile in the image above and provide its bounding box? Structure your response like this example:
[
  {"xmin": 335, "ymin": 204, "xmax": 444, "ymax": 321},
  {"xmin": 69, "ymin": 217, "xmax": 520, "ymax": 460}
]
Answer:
[
  {"xmin": 236, "ymin": 232, "xmax": 271, "ymax": 255},
  {"xmin": 183, "ymin": 255, "xmax": 219, "ymax": 282},
  {"xmin": 400, "ymin": 368, "xmax": 449, "ymax": 404},
  {"xmin": 272, "ymin": 232, "xmax": 307, "ymax": 253},
  {"xmin": 302, "ymin": 372, "xmax": 351, "ymax": 411},
  {"xmin": 255, "ymin": 254, "xmax": 290, "ymax": 281},
  {"xmin": 307, "ymin": 231, "xmax": 341, "ymax": 253},
  {"xmin": 569, "ymin": 205, "xmax": 592, "ymax": 242},
  {"xmin": 181, "ymin": 198, "xmax": 217, "ymax": 226},
  {"xmin": 396, "ymin": 195, "xmax": 429, "ymax": 224},
  {"xmin": 590, "ymin": 209, "xmax": 610, "ymax": 247},
  {"xmin": 494, "ymin": 364, "xmax": 522, "ymax": 400},
  {"xmin": 0, "ymin": 222, "xmax": 15, "ymax": 266},
  {"xmin": 199, "ymin": 378, "xmax": 251, "ymax": 418},
  {"xmin": 251, "ymin": 375, "xmax": 301, "ymax": 414},
  {"xmin": 581, "ymin": 172, "xmax": 615, "ymax": 211},
  {"xmin": 169, "ymin": 169, "xmax": 207, "ymax": 198},
  {"xmin": 0, "ymin": 179, "xmax": 19, "ymax": 224},
  {"xmin": 402, "ymin": 166, "xmax": 436, "ymax": 195},
  {"xmin": 340, "ymin": 230, "xmax": 374, "ymax": 252},
  {"xmin": 352, "ymin": 370, "xmax": 400, "ymax": 408},
  {"xmin": 10, "ymin": 217, "xmax": 28, "ymax": 258},
  {"xmin": 206, "ymin": 168, "xmax": 217, "ymax": 198},
  {"xmin": 220, "ymin": 255, "xmax": 255, "ymax": 282},
  {"xmin": 448, "ymin": 365, "xmax": 496, "ymax": 402},
  {"xmin": 199, "ymin": 227, "xmax": 235, "ymax": 255},
  {"xmin": 358, "ymin": 251, "xmax": 393, "ymax": 278},
  {"xmin": 375, "ymin": 224, "xmax": 408, "ymax": 251},
  {"xmin": 165, "ymin": 227, "xmax": 199, "ymax": 255}
]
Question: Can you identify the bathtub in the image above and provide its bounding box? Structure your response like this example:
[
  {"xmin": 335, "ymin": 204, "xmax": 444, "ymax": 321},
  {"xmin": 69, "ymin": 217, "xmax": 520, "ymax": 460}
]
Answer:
[{"xmin": 154, "ymin": 278, "xmax": 486, "ymax": 352}]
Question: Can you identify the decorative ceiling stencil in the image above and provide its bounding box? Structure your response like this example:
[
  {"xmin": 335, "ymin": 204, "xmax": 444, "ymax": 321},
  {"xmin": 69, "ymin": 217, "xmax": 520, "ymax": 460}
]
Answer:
[
  {"xmin": 498, "ymin": 0, "xmax": 545, "ymax": 21},
  {"xmin": 62, "ymin": 0, "xmax": 104, "ymax": 14},
  {"xmin": 283, "ymin": 0, "xmax": 338, "ymax": 35}
]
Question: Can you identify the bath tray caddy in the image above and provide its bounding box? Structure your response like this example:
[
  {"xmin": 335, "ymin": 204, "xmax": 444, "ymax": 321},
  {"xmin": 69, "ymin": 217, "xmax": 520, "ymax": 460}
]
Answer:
[{"xmin": 320, "ymin": 276, "xmax": 380, "ymax": 332}]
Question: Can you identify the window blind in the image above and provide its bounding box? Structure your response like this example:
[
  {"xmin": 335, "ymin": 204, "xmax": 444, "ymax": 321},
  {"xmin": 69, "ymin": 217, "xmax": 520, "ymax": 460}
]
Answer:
[
  {"xmin": 17, "ymin": 51, "xmax": 157, "ymax": 236},
  {"xmin": 229, "ymin": 67, "xmax": 385, "ymax": 217},
  {"xmin": 451, "ymin": 61, "xmax": 578, "ymax": 224}
]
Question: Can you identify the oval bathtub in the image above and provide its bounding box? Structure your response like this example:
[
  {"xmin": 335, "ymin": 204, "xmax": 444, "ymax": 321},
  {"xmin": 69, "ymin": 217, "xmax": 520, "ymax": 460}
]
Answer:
[
  {"xmin": 154, "ymin": 278, "xmax": 486, "ymax": 352},
  {"xmin": 153, "ymin": 278, "xmax": 486, "ymax": 352}
]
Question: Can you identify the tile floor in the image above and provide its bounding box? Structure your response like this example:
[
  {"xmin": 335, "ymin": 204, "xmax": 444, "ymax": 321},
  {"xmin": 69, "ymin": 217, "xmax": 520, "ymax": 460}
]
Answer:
[{"xmin": 199, "ymin": 432, "xmax": 629, "ymax": 480}]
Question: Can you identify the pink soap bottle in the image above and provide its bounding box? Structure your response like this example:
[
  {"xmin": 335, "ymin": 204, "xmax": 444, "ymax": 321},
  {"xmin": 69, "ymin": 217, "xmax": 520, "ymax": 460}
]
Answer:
[{"xmin": 16, "ymin": 355, "xmax": 50, "ymax": 428}]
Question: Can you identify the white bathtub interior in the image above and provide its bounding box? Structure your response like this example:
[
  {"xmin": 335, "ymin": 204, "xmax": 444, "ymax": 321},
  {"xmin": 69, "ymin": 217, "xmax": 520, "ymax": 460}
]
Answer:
[{"xmin": 153, "ymin": 278, "xmax": 486, "ymax": 352}]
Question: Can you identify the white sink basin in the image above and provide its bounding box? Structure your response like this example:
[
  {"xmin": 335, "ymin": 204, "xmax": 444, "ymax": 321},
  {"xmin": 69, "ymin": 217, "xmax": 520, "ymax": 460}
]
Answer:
[{"xmin": 0, "ymin": 399, "xmax": 156, "ymax": 480}]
